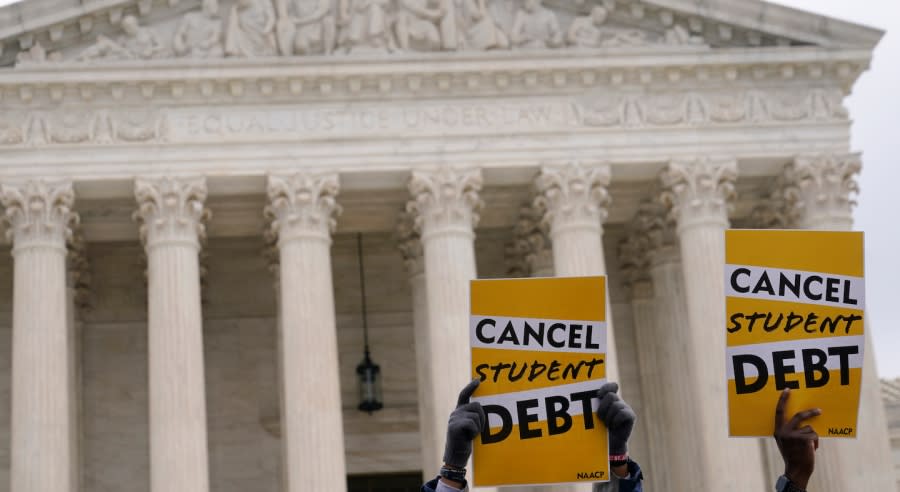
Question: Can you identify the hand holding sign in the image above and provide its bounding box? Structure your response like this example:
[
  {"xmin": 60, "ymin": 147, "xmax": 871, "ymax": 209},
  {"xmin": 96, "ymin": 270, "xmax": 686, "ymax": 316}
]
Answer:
[
  {"xmin": 596, "ymin": 382, "xmax": 635, "ymax": 456},
  {"xmin": 774, "ymin": 388, "xmax": 821, "ymax": 489},
  {"xmin": 443, "ymin": 378, "xmax": 487, "ymax": 468}
]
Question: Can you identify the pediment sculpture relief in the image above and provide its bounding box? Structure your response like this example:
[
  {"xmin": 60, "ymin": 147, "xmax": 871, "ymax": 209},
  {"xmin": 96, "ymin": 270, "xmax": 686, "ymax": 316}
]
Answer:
[
  {"xmin": 174, "ymin": 0, "xmax": 225, "ymax": 58},
  {"xmin": 77, "ymin": 15, "xmax": 167, "ymax": 61},
  {"xmin": 14, "ymin": 0, "xmax": 710, "ymax": 65}
]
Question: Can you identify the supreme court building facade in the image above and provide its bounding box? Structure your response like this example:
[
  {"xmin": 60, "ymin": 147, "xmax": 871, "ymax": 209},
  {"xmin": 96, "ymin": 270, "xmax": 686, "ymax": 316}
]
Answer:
[{"xmin": 0, "ymin": 0, "xmax": 895, "ymax": 490}]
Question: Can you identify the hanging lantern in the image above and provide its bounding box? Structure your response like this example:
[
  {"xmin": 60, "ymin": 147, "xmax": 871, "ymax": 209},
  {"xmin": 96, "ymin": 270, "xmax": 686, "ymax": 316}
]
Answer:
[{"xmin": 355, "ymin": 233, "xmax": 383, "ymax": 414}]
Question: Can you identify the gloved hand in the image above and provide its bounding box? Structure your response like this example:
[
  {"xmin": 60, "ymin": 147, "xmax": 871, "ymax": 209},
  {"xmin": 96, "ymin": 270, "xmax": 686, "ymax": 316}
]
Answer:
[
  {"xmin": 597, "ymin": 382, "xmax": 636, "ymax": 456},
  {"xmin": 443, "ymin": 379, "xmax": 487, "ymax": 468}
]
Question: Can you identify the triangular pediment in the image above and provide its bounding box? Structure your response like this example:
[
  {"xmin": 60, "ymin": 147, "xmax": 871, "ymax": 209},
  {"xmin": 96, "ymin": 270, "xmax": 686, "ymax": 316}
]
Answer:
[{"xmin": 0, "ymin": 0, "xmax": 884, "ymax": 67}]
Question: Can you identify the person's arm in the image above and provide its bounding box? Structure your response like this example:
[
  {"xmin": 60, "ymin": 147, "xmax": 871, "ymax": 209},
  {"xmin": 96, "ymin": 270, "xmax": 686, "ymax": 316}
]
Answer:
[
  {"xmin": 773, "ymin": 388, "xmax": 821, "ymax": 491},
  {"xmin": 595, "ymin": 382, "xmax": 643, "ymax": 492},
  {"xmin": 421, "ymin": 379, "xmax": 486, "ymax": 492}
]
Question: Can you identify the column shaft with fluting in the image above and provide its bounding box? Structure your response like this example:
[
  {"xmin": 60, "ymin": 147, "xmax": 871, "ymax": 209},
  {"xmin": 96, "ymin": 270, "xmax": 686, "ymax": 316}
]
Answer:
[
  {"xmin": 266, "ymin": 172, "xmax": 346, "ymax": 492},
  {"xmin": 2, "ymin": 180, "xmax": 78, "ymax": 492},
  {"xmin": 134, "ymin": 177, "xmax": 211, "ymax": 492},
  {"xmin": 786, "ymin": 154, "xmax": 896, "ymax": 490},
  {"xmin": 397, "ymin": 214, "xmax": 437, "ymax": 479},
  {"xmin": 407, "ymin": 167, "xmax": 482, "ymax": 481},
  {"xmin": 661, "ymin": 159, "xmax": 766, "ymax": 491}
]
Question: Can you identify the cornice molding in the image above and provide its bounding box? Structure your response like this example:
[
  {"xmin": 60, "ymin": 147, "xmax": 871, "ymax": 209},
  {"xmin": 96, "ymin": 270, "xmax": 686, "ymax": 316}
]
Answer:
[{"xmin": 0, "ymin": 46, "xmax": 871, "ymax": 106}]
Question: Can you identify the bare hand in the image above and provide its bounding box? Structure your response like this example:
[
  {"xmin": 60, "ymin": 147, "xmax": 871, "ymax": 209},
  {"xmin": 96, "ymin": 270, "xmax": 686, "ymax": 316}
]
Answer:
[{"xmin": 774, "ymin": 388, "xmax": 820, "ymax": 489}]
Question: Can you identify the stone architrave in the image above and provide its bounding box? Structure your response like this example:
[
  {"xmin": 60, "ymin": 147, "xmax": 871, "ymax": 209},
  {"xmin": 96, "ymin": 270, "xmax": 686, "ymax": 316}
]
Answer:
[
  {"xmin": 265, "ymin": 172, "xmax": 347, "ymax": 492},
  {"xmin": 134, "ymin": 176, "xmax": 211, "ymax": 492},
  {"xmin": 395, "ymin": 212, "xmax": 435, "ymax": 480},
  {"xmin": 406, "ymin": 167, "xmax": 489, "ymax": 486},
  {"xmin": 534, "ymin": 161, "xmax": 619, "ymax": 382},
  {"xmin": 1, "ymin": 180, "xmax": 78, "ymax": 492},
  {"xmin": 660, "ymin": 158, "xmax": 767, "ymax": 491},
  {"xmin": 784, "ymin": 154, "xmax": 896, "ymax": 491}
]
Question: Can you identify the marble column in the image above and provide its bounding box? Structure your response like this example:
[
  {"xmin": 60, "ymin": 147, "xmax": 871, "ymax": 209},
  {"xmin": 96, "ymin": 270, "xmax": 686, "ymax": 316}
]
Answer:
[
  {"xmin": 265, "ymin": 172, "xmax": 346, "ymax": 492},
  {"xmin": 406, "ymin": 166, "xmax": 485, "ymax": 486},
  {"xmin": 530, "ymin": 162, "xmax": 617, "ymax": 492},
  {"xmin": 396, "ymin": 213, "xmax": 435, "ymax": 479},
  {"xmin": 66, "ymin": 231, "xmax": 90, "ymax": 492},
  {"xmin": 660, "ymin": 158, "xmax": 767, "ymax": 491},
  {"xmin": 785, "ymin": 154, "xmax": 896, "ymax": 490},
  {"xmin": 535, "ymin": 161, "xmax": 618, "ymax": 381},
  {"xmin": 134, "ymin": 176, "xmax": 211, "ymax": 492},
  {"xmin": 2, "ymin": 180, "xmax": 78, "ymax": 492},
  {"xmin": 623, "ymin": 200, "xmax": 703, "ymax": 492}
]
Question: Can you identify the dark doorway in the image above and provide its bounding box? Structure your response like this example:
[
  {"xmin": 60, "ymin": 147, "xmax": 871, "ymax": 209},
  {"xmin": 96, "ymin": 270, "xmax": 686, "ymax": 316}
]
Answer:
[{"xmin": 347, "ymin": 472, "xmax": 423, "ymax": 492}]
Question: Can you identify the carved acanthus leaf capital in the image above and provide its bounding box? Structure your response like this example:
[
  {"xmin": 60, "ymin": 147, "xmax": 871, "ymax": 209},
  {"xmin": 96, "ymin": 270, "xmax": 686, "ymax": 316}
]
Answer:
[
  {"xmin": 265, "ymin": 172, "xmax": 341, "ymax": 244},
  {"xmin": 784, "ymin": 154, "xmax": 860, "ymax": 229},
  {"xmin": 660, "ymin": 157, "xmax": 737, "ymax": 231},
  {"xmin": 534, "ymin": 161, "xmax": 611, "ymax": 235},
  {"xmin": 617, "ymin": 229, "xmax": 651, "ymax": 297},
  {"xmin": 511, "ymin": 203, "xmax": 553, "ymax": 276},
  {"xmin": 1, "ymin": 179, "xmax": 78, "ymax": 252},
  {"xmin": 748, "ymin": 175, "xmax": 793, "ymax": 229},
  {"xmin": 133, "ymin": 176, "xmax": 210, "ymax": 250},
  {"xmin": 395, "ymin": 211, "xmax": 424, "ymax": 276},
  {"xmin": 67, "ymin": 228, "xmax": 92, "ymax": 315},
  {"xmin": 406, "ymin": 167, "xmax": 483, "ymax": 238}
]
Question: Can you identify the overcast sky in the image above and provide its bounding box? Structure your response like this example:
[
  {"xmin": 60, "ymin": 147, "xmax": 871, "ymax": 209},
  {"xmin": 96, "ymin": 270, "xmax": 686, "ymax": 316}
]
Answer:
[{"xmin": 1, "ymin": 0, "xmax": 897, "ymax": 378}]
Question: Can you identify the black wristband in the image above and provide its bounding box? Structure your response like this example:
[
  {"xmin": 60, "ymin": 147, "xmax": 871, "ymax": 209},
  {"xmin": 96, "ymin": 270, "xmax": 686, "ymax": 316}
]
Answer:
[{"xmin": 439, "ymin": 466, "xmax": 467, "ymax": 486}]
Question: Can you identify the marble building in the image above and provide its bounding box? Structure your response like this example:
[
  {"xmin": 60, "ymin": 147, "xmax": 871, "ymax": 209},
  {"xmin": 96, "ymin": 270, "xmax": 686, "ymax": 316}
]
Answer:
[{"xmin": 0, "ymin": 0, "xmax": 894, "ymax": 491}]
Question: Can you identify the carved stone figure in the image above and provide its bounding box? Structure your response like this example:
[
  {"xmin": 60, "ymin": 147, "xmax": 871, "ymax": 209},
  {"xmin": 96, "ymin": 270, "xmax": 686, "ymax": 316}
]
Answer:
[
  {"xmin": 225, "ymin": 0, "xmax": 278, "ymax": 57},
  {"xmin": 566, "ymin": 6, "xmax": 644, "ymax": 48},
  {"xmin": 15, "ymin": 42, "xmax": 62, "ymax": 64},
  {"xmin": 275, "ymin": 0, "xmax": 337, "ymax": 55},
  {"xmin": 664, "ymin": 24, "xmax": 705, "ymax": 45},
  {"xmin": 444, "ymin": 0, "xmax": 508, "ymax": 50},
  {"xmin": 395, "ymin": 0, "xmax": 447, "ymax": 52},
  {"xmin": 510, "ymin": 0, "xmax": 562, "ymax": 49},
  {"xmin": 337, "ymin": 0, "xmax": 396, "ymax": 54},
  {"xmin": 77, "ymin": 16, "xmax": 166, "ymax": 61},
  {"xmin": 173, "ymin": 0, "xmax": 225, "ymax": 58}
]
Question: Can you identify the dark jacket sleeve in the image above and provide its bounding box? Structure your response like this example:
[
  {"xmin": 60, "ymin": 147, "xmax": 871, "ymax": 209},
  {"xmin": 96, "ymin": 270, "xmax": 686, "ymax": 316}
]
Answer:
[
  {"xmin": 592, "ymin": 460, "xmax": 644, "ymax": 492},
  {"xmin": 421, "ymin": 477, "xmax": 439, "ymax": 492}
]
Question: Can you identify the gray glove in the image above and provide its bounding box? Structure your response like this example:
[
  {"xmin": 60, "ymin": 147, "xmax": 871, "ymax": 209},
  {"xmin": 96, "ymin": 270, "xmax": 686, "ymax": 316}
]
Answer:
[
  {"xmin": 443, "ymin": 379, "xmax": 487, "ymax": 468},
  {"xmin": 597, "ymin": 382, "xmax": 635, "ymax": 456}
]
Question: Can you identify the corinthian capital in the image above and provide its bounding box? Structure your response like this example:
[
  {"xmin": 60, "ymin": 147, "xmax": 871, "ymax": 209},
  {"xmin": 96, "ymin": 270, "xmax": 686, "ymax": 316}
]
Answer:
[
  {"xmin": 133, "ymin": 176, "xmax": 210, "ymax": 250},
  {"xmin": 406, "ymin": 166, "xmax": 482, "ymax": 239},
  {"xmin": 265, "ymin": 172, "xmax": 341, "ymax": 245},
  {"xmin": 1, "ymin": 179, "xmax": 78, "ymax": 252},
  {"xmin": 660, "ymin": 157, "xmax": 737, "ymax": 231},
  {"xmin": 395, "ymin": 212, "xmax": 424, "ymax": 276},
  {"xmin": 534, "ymin": 161, "xmax": 611, "ymax": 235},
  {"xmin": 784, "ymin": 154, "xmax": 860, "ymax": 230},
  {"xmin": 512, "ymin": 204, "xmax": 553, "ymax": 276}
]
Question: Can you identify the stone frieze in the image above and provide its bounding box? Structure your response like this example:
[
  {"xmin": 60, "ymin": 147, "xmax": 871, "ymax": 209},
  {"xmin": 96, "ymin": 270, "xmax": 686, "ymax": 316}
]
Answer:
[{"xmin": 0, "ymin": 87, "xmax": 847, "ymax": 147}]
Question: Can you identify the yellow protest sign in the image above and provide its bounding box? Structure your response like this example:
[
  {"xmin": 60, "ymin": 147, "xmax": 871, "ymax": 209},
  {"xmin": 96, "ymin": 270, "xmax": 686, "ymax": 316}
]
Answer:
[
  {"xmin": 470, "ymin": 276, "xmax": 609, "ymax": 487},
  {"xmin": 725, "ymin": 230, "xmax": 865, "ymax": 438}
]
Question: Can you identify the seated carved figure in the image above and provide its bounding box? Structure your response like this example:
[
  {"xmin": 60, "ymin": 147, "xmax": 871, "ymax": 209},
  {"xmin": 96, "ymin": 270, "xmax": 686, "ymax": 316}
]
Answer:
[
  {"xmin": 275, "ymin": 0, "xmax": 336, "ymax": 55},
  {"xmin": 78, "ymin": 16, "xmax": 166, "ymax": 61},
  {"xmin": 510, "ymin": 0, "xmax": 562, "ymax": 49},
  {"xmin": 337, "ymin": 0, "xmax": 396, "ymax": 54},
  {"xmin": 225, "ymin": 0, "xmax": 278, "ymax": 57},
  {"xmin": 445, "ymin": 0, "xmax": 508, "ymax": 51},
  {"xmin": 173, "ymin": 0, "xmax": 225, "ymax": 58},
  {"xmin": 395, "ymin": 0, "xmax": 447, "ymax": 51},
  {"xmin": 567, "ymin": 6, "xmax": 645, "ymax": 48}
]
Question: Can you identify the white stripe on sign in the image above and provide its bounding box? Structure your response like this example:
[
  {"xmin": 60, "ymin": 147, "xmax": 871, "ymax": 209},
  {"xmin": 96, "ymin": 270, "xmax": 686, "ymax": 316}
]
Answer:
[
  {"xmin": 472, "ymin": 379, "xmax": 607, "ymax": 428},
  {"xmin": 470, "ymin": 315, "xmax": 607, "ymax": 353},
  {"xmin": 726, "ymin": 335, "xmax": 865, "ymax": 379},
  {"xmin": 725, "ymin": 264, "xmax": 865, "ymax": 310}
]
